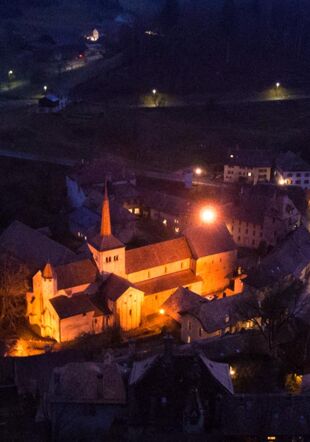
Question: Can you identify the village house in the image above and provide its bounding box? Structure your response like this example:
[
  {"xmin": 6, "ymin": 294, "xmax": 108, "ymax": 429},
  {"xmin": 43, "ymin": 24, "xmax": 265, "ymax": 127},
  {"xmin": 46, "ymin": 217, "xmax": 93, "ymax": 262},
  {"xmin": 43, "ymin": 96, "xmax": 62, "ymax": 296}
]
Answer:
[
  {"xmin": 47, "ymin": 358, "xmax": 126, "ymax": 441},
  {"xmin": 246, "ymin": 225, "xmax": 310, "ymax": 294},
  {"xmin": 1, "ymin": 179, "xmax": 243, "ymax": 342},
  {"xmin": 223, "ymin": 150, "xmax": 274, "ymax": 184},
  {"xmin": 162, "ymin": 288, "xmax": 258, "ymax": 344},
  {"xmin": 128, "ymin": 337, "xmax": 234, "ymax": 434},
  {"xmin": 224, "ymin": 184, "xmax": 302, "ymax": 250},
  {"xmin": 275, "ymin": 150, "xmax": 310, "ymax": 190}
]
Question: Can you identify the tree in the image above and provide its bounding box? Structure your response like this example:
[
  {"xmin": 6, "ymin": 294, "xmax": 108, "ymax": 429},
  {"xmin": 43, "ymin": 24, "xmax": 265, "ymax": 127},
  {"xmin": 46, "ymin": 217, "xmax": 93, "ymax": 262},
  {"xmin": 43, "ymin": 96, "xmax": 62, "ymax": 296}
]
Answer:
[
  {"xmin": 0, "ymin": 253, "xmax": 29, "ymax": 333},
  {"xmin": 238, "ymin": 280, "xmax": 307, "ymax": 360}
]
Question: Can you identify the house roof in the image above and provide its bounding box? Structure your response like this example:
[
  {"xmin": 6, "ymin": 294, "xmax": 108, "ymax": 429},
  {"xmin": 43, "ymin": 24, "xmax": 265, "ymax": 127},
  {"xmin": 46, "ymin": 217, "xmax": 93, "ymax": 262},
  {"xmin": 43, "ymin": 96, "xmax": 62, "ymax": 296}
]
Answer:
[
  {"xmin": 50, "ymin": 293, "xmax": 101, "ymax": 319},
  {"xmin": 162, "ymin": 287, "xmax": 207, "ymax": 322},
  {"xmin": 129, "ymin": 355, "xmax": 159, "ymax": 385},
  {"xmin": 97, "ymin": 273, "xmax": 139, "ymax": 302},
  {"xmin": 246, "ymin": 226, "xmax": 310, "ymax": 289},
  {"xmin": 182, "ymin": 290, "xmax": 258, "ymax": 334},
  {"xmin": 88, "ymin": 233, "xmax": 124, "ymax": 252},
  {"xmin": 50, "ymin": 362, "xmax": 126, "ymax": 404},
  {"xmin": 183, "ymin": 223, "xmax": 236, "ymax": 259},
  {"xmin": 276, "ymin": 151, "xmax": 310, "ymax": 172},
  {"xmin": 199, "ymin": 353, "xmax": 234, "ymax": 394},
  {"xmin": 0, "ymin": 221, "xmax": 75, "ymax": 273},
  {"xmin": 135, "ymin": 270, "xmax": 202, "ymax": 296},
  {"xmin": 125, "ymin": 237, "xmax": 191, "ymax": 274},
  {"xmin": 54, "ymin": 259, "xmax": 98, "ymax": 290}
]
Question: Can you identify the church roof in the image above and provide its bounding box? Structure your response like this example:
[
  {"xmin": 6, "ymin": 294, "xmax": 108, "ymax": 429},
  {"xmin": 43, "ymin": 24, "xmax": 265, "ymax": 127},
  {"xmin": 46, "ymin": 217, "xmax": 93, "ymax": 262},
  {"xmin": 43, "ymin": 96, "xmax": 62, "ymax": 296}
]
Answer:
[
  {"xmin": 0, "ymin": 220, "xmax": 75, "ymax": 273},
  {"xmin": 88, "ymin": 233, "xmax": 124, "ymax": 252},
  {"xmin": 161, "ymin": 287, "xmax": 206, "ymax": 322},
  {"xmin": 96, "ymin": 273, "xmax": 139, "ymax": 303},
  {"xmin": 183, "ymin": 223, "xmax": 236, "ymax": 259},
  {"xmin": 125, "ymin": 237, "xmax": 191, "ymax": 274},
  {"xmin": 50, "ymin": 293, "xmax": 102, "ymax": 319},
  {"xmin": 54, "ymin": 259, "xmax": 98, "ymax": 290},
  {"xmin": 135, "ymin": 270, "xmax": 202, "ymax": 296}
]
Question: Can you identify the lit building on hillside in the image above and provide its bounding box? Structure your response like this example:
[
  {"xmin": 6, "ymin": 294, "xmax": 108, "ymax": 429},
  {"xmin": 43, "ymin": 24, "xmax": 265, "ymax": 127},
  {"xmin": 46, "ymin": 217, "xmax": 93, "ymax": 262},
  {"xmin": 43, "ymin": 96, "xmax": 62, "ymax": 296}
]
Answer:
[
  {"xmin": 224, "ymin": 150, "xmax": 273, "ymax": 184},
  {"xmin": 23, "ymin": 183, "xmax": 244, "ymax": 342}
]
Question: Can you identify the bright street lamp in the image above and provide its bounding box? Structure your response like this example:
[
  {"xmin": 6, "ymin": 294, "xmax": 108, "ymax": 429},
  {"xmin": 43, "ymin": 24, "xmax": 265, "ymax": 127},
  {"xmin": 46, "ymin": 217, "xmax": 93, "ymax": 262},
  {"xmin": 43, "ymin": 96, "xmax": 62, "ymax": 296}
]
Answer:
[
  {"xmin": 195, "ymin": 167, "xmax": 202, "ymax": 176},
  {"xmin": 276, "ymin": 82, "xmax": 280, "ymax": 88},
  {"xmin": 200, "ymin": 207, "xmax": 217, "ymax": 224},
  {"xmin": 152, "ymin": 89, "xmax": 157, "ymax": 95},
  {"xmin": 43, "ymin": 85, "xmax": 47, "ymax": 92}
]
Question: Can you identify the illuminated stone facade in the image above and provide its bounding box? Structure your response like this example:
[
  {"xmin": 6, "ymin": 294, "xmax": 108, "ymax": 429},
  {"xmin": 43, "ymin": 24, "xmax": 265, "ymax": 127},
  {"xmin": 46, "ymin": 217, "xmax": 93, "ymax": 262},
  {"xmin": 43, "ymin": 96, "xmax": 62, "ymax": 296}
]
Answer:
[{"xmin": 26, "ymin": 188, "xmax": 243, "ymax": 342}]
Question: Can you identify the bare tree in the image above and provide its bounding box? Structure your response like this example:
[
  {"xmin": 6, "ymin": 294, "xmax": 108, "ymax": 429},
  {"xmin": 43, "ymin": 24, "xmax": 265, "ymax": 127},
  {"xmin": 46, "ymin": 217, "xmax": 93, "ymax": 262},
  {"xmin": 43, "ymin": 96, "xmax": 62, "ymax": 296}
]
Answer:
[{"xmin": 0, "ymin": 252, "xmax": 29, "ymax": 333}]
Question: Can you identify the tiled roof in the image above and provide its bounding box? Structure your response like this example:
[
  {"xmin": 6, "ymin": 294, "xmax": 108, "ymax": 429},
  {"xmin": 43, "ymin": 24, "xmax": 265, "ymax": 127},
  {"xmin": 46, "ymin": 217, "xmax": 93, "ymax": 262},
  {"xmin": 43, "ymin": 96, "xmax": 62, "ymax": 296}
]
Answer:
[
  {"xmin": 50, "ymin": 293, "xmax": 101, "ymax": 319},
  {"xmin": 162, "ymin": 287, "xmax": 206, "ymax": 322},
  {"xmin": 246, "ymin": 226, "xmax": 310, "ymax": 289},
  {"xmin": 183, "ymin": 290, "xmax": 258, "ymax": 333},
  {"xmin": 97, "ymin": 273, "xmax": 139, "ymax": 303},
  {"xmin": 88, "ymin": 233, "xmax": 124, "ymax": 252},
  {"xmin": 135, "ymin": 270, "xmax": 202, "ymax": 296},
  {"xmin": 184, "ymin": 223, "xmax": 236, "ymax": 259},
  {"xmin": 50, "ymin": 362, "xmax": 126, "ymax": 404},
  {"xmin": 125, "ymin": 237, "xmax": 191, "ymax": 274},
  {"xmin": 54, "ymin": 259, "xmax": 98, "ymax": 290},
  {"xmin": 0, "ymin": 220, "xmax": 75, "ymax": 273}
]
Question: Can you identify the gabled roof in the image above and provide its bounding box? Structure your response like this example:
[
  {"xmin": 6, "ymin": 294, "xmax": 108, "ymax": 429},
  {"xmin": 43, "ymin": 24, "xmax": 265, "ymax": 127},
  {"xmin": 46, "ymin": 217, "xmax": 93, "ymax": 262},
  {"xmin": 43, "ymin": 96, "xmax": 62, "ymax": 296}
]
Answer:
[
  {"xmin": 126, "ymin": 237, "xmax": 191, "ymax": 274},
  {"xmin": 0, "ymin": 221, "xmax": 75, "ymax": 273},
  {"xmin": 54, "ymin": 259, "xmax": 98, "ymax": 290},
  {"xmin": 50, "ymin": 293, "xmax": 101, "ymax": 319},
  {"xmin": 184, "ymin": 223, "xmax": 236, "ymax": 259},
  {"xmin": 182, "ymin": 291, "xmax": 258, "ymax": 334},
  {"xmin": 96, "ymin": 273, "xmax": 139, "ymax": 303},
  {"xmin": 129, "ymin": 355, "xmax": 159, "ymax": 386},
  {"xmin": 199, "ymin": 354, "xmax": 234, "ymax": 394},
  {"xmin": 162, "ymin": 287, "xmax": 206, "ymax": 322},
  {"xmin": 246, "ymin": 226, "xmax": 310, "ymax": 289}
]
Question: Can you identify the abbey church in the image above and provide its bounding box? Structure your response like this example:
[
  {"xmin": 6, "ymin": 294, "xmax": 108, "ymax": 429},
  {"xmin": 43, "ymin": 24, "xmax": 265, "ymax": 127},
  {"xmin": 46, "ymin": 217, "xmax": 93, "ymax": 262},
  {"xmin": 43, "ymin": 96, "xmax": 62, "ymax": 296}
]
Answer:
[{"xmin": 2, "ymin": 185, "xmax": 244, "ymax": 342}]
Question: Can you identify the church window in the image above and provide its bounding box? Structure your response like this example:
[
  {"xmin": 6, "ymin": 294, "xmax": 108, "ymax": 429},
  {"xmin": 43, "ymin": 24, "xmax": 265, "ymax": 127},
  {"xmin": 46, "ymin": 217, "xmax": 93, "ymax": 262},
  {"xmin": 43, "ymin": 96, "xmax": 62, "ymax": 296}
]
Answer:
[
  {"xmin": 30, "ymin": 296, "xmax": 35, "ymax": 304},
  {"xmin": 106, "ymin": 256, "xmax": 112, "ymax": 263},
  {"xmin": 114, "ymin": 255, "xmax": 119, "ymax": 261},
  {"xmin": 129, "ymin": 309, "xmax": 132, "ymax": 316}
]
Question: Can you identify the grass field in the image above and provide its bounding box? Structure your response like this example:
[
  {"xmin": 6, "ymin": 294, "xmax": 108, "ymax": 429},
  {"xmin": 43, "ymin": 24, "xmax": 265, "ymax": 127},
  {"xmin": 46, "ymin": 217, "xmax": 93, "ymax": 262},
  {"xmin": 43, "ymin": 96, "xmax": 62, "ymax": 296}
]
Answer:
[{"xmin": 1, "ymin": 95, "xmax": 310, "ymax": 170}]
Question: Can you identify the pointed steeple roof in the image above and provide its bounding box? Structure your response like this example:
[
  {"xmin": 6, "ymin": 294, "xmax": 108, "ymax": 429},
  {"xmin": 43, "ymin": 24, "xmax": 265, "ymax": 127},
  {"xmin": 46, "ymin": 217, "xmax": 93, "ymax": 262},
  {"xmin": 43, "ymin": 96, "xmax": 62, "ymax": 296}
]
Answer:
[
  {"xmin": 88, "ymin": 179, "xmax": 124, "ymax": 252},
  {"xmin": 42, "ymin": 262, "xmax": 54, "ymax": 279},
  {"xmin": 100, "ymin": 179, "xmax": 112, "ymax": 237}
]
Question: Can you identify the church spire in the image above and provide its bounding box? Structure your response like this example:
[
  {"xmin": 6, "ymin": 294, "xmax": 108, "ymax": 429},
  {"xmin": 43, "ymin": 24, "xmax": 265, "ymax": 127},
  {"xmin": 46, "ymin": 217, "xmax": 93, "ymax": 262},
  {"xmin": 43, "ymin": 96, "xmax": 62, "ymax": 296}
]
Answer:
[{"xmin": 100, "ymin": 179, "xmax": 111, "ymax": 236}]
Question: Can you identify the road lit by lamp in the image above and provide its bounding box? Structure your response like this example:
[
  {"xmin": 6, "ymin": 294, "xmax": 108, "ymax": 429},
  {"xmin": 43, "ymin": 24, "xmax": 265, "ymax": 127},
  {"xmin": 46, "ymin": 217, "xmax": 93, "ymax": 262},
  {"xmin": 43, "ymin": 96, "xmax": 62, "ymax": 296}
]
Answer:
[
  {"xmin": 159, "ymin": 308, "xmax": 165, "ymax": 315},
  {"xmin": 200, "ymin": 207, "xmax": 216, "ymax": 224}
]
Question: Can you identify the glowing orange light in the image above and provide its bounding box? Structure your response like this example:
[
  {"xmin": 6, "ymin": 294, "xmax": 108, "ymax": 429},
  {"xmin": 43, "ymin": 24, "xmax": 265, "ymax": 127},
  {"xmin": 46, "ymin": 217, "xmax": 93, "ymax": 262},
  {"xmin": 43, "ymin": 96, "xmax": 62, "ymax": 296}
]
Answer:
[
  {"xmin": 159, "ymin": 308, "xmax": 165, "ymax": 315},
  {"xmin": 195, "ymin": 167, "xmax": 202, "ymax": 176},
  {"xmin": 200, "ymin": 207, "xmax": 216, "ymax": 223}
]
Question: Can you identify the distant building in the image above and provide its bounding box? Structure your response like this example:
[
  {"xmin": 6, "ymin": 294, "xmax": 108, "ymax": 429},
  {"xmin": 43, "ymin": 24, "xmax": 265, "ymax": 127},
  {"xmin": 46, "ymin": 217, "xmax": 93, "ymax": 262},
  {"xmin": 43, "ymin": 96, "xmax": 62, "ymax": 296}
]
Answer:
[
  {"xmin": 38, "ymin": 94, "xmax": 68, "ymax": 113},
  {"xmin": 225, "ymin": 184, "xmax": 302, "ymax": 249},
  {"xmin": 224, "ymin": 150, "xmax": 273, "ymax": 184},
  {"xmin": 0, "ymin": 175, "xmax": 243, "ymax": 342},
  {"xmin": 275, "ymin": 151, "xmax": 310, "ymax": 190},
  {"xmin": 163, "ymin": 288, "xmax": 257, "ymax": 344},
  {"xmin": 48, "ymin": 359, "xmax": 126, "ymax": 440}
]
